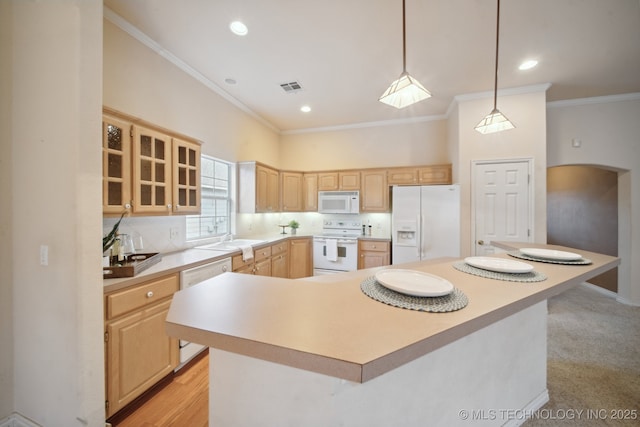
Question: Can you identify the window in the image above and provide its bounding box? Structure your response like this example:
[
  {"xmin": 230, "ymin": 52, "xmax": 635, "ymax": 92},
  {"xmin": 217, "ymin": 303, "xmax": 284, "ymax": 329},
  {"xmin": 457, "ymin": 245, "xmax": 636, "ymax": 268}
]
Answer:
[{"xmin": 186, "ymin": 155, "xmax": 232, "ymax": 241}]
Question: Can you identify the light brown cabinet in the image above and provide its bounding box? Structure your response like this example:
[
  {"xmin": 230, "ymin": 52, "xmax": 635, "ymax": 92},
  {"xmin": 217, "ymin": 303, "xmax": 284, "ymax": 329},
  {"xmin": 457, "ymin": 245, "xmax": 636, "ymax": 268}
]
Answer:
[
  {"xmin": 317, "ymin": 171, "xmax": 360, "ymax": 191},
  {"xmin": 303, "ymin": 173, "xmax": 318, "ymax": 211},
  {"xmin": 102, "ymin": 109, "xmax": 202, "ymax": 216},
  {"xmin": 271, "ymin": 241, "xmax": 289, "ymax": 278},
  {"xmin": 104, "ymin": 273, "xmax": 179, "ymax": 418},
  {"xmin": 360, "ymin": 169, "xmax": 389, "ymax": 212},
  {"xmin": 387, "ymin": 164, "xmax": 452, "ymax": 185},
  {"xmin": 238, "ymin": 162, "xmax": 280, "ymax": 213},
  {"xmin": 289, "ymin": 237, "xmax": 313, "ymax": 278},
  {"xmin": 102, "ymin": 115, "xmax": 132, "ymax": 215},
  {"xmin": 358, "ymin": 239, "xmax": 391, "ymax": 269},
  {"xmin": 280, "ymin": 171, "xmax": 303, "ymax": 212},
  {"xmin": 232, "ymin": 244, "xmax": 273, "ymax": 275},
  {"xmin": 172, "ymin": 138, "xmax": 200, "ymax": 214}
]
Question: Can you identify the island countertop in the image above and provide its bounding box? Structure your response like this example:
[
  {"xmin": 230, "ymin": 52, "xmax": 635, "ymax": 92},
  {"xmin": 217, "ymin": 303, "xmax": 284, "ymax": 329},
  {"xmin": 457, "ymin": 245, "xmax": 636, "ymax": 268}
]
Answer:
[{"xmin": 166, "ymin": 243, "xmax": 619, "ymax": 383}]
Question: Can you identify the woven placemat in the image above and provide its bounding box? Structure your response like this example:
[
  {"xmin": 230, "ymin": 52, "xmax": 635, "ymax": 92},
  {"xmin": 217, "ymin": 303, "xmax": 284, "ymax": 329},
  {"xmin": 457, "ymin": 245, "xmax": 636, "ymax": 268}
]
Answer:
[
  {"xmin": 452, "ymin": 261, "xmax": 547, "ymax": 282},
  {"xmin": 360, "ymin": 276, "xmax": 468, "ymax": 312},
  {"xmin": 507, "ymin": 251, "xmax": 593, "ymax": 265}
]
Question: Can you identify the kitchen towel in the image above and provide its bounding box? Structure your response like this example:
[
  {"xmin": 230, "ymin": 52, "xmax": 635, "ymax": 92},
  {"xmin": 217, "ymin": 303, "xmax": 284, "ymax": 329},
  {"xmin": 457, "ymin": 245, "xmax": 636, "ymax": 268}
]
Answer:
[
  {"xmin": 240, "ymin": 245, "xmax": 254, "ymax": 262},
  {"xmin": 326, "ymin": 239, "xmax": 338, "ymax": 262}
]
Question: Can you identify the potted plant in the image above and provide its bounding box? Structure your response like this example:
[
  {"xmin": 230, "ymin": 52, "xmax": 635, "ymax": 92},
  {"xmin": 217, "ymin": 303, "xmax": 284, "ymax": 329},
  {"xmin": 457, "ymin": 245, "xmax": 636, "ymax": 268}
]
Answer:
[
  {"xmin": 288, "ymin": 219, "xmax": 299, "ymax": 235},
  {"xmin": 103, "ymin": 212, "xmax": 126, "ymax": 265}
]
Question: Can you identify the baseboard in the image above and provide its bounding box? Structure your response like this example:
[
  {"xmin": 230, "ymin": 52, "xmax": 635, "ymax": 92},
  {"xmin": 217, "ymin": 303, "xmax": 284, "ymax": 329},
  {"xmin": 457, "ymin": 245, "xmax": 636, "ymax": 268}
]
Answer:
[
  {"xmin": 0, "ymin": 413, "xmax": 42, "ymax": 427},
  {"xmin": 502, "ymin": 389, "xmax": 550, "ymax": 427},
  {"xmin": 579, "ymin": 282, "xmax": 639, "ymax": 306}
]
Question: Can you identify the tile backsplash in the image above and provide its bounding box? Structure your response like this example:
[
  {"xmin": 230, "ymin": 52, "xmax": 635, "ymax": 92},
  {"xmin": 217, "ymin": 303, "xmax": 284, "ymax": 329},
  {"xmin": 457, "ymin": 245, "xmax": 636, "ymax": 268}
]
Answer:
[{"xmin": 103, "ymin": 212, "xmax": 391, "ymax": 255}]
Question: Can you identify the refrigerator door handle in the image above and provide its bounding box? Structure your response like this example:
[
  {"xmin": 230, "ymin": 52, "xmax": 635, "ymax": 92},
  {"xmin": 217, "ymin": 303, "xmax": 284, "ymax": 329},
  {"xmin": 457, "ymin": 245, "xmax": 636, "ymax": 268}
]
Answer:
[{"xmin": 418, "ymin": 214, "xmax": 423, "ymax": 258}]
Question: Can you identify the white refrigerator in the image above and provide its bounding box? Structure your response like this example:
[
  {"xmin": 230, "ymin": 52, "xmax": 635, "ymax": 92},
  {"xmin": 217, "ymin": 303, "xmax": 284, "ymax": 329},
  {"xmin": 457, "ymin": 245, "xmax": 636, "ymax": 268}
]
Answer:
[{"xmin": 392, "ymin": 185, "xmax": 460, "ymax": 265}]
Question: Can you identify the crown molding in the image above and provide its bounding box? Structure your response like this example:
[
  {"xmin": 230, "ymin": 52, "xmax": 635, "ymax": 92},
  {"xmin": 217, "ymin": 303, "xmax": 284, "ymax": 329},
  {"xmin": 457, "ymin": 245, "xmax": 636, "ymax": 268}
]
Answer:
[
  {"xmin": 281, "ymin": 114, "xmax": 447, "ymax": 135},
  {"xmin": 546, "ymin": 92, "xmax": 640, "ymax": 108}
]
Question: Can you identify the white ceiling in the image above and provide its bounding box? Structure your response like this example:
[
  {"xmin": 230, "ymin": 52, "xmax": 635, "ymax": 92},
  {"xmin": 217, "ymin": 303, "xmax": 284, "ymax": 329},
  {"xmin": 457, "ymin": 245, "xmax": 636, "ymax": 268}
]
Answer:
[{"xmin": 104, "ymin": 0, "xmax": 640, "ymax": 132}]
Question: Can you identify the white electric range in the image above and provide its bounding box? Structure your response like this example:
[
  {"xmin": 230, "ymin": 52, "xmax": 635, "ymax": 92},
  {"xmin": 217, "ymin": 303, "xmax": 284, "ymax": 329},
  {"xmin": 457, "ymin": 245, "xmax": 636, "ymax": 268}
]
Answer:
[{"xmin": 313, "ymin": 218, "xmax": 362, "ymax": 275}]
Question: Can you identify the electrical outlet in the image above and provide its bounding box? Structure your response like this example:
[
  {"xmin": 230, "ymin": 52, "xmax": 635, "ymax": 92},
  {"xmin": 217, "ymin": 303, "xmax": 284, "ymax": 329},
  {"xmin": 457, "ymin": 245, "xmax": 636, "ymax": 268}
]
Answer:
[
  {"xmin": 40, "ymin": 245, "xmax": 48, "ymax": 266},
  {"xmin": 170, "ymin": 227, "xmax": 179, "ymax": 240}
]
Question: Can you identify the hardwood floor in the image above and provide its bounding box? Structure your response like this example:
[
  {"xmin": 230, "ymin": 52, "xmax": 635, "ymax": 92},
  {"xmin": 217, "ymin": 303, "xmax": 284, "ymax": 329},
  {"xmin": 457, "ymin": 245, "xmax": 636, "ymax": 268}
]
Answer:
[{"xmin": 112, "ymin": 351, "xmax": 209, "ymax": 427}]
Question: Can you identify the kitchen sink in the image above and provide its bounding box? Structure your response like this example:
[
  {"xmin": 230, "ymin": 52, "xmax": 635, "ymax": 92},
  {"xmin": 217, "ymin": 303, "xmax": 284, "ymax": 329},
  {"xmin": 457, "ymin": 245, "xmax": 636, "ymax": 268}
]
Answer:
[{"xmin": 196, "ymin": 239, "xmax": 266, "ymax": 251}]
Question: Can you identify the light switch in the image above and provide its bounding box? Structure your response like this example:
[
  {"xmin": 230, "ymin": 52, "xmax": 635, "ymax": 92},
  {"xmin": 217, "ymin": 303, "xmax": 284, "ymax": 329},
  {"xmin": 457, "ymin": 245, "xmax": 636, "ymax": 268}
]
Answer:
[
  {"xmin": 571, "ymin": 138, "xmax": 582, "ymax": 148},
  {"xmin": 40, "ymin": 245, "xmax": 48, "ymax": 266}
]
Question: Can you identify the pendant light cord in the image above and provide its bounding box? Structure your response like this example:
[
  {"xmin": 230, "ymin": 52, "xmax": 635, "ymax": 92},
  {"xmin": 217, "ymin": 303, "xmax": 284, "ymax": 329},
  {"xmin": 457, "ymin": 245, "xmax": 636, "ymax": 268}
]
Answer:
[
  {"xmin": 493, "ymin": 0, "xmax": 501, "ymax": 110},
  {"xmin": 402, "ymin": 0, "xmax": 407, "ymax": 72}
]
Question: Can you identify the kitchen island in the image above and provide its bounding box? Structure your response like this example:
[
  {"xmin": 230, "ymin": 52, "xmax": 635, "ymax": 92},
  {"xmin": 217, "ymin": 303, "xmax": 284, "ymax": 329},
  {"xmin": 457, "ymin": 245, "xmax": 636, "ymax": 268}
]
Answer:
[{"xmin": 166, "ymin": 244, "xmax": 619, "ymax": 426}]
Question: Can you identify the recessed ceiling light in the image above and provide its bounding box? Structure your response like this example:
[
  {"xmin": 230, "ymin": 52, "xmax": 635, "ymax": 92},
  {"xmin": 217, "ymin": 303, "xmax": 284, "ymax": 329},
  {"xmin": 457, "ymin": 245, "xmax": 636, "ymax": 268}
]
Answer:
[
  {"xmin": 229, "ymin": 21, "xmax": 248, "ymax": 36},
  {"xmin": 300, "ymin": 105, "xmax": 311, "ymax": 113},
  {"xmin": 519, "ymin": 60, "xmax": 538, "ymax": 71}
]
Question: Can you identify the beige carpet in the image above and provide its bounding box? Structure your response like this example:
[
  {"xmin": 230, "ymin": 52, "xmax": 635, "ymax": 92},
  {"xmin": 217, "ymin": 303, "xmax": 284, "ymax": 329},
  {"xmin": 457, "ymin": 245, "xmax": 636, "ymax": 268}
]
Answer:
[{"xmin": 524, "ymin": 284, "xmax": 640, "ymax": 426}]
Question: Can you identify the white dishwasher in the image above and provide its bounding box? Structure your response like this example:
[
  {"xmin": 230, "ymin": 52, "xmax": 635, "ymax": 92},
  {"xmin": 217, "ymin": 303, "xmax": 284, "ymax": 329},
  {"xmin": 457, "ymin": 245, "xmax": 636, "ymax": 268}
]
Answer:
[{"xmin": 177, "ymin": 257, "xmax": 232, "ymax": 369}]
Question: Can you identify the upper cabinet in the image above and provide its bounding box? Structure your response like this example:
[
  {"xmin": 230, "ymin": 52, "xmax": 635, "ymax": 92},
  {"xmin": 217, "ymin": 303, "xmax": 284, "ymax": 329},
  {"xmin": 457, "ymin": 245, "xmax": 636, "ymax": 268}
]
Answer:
[
  {"xmin": 102, "ymin": 115, "xmax": 132, "ymax": 215},
  {"xmin": 280, "ymin": 171, "xmax": 303, "ymax": 212},
  {"xmin": 303, "ymin": 173, "xmax": 318, "ymax": 211},
  {"xmin": 102, "ymin": 109, "xmax": 202, "ymax": 216},
  {"xmin": 387, "ymin": 164, "xmax": 452, "ymax": 185},
  {"xmin": 317, "ymin": 171, "xmax": 360, "ymax": 191},
  {"xmin": 238, "ymin": 161, "xmax": 280, "ymax": 213},
  {"xmin": 360, "ymin": 169, "xmax": 389, "ymax": 212},
  {"xmin": 172, "ymin": 138, "xmax": 200, "ymax": 214},
  {"xmin": 132, "ymin": 125, "xmax": 173, "ymax": 214}
]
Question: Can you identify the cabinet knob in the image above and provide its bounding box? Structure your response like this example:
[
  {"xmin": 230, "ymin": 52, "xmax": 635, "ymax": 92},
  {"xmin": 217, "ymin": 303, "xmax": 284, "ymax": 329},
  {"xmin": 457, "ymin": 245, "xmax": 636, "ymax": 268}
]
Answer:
[
  {"xmin": 167, "ymin": 204, "xmax": 172, "ymax": 209},
  {"xmin": 146, "ymin": 291, "xmax": 154, "ymax": 298},
  {"xmin": 124, "ymin": 203, "xmax": 131, "ymax": 209}
]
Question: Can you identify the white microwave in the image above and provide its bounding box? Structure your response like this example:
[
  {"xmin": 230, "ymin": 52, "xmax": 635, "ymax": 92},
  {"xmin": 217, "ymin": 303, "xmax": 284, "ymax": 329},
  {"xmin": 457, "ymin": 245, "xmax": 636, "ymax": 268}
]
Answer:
[{"xmin": 318, "ymin": 191, "xmax": 360, "ymax": 214}]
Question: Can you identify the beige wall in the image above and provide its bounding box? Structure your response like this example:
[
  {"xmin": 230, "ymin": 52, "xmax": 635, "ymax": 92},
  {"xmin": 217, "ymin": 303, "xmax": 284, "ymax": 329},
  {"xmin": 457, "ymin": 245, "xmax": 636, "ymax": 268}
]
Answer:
[
  {"xmin": 452, "ymin": 87, "xmax": 549, "ymax": 256},
  {"xmin": 547, "ymin": 95, "xmax": 640, "ymax": 305},
  {"xmin": 279, "ymin": 119, "xmax": 448, "ymax": 171},
  {"xmin": 103, "ymin": 20, "xmax": 281, "ymax": 167},
  {"xmin": 1, "ymin": 0, "xmax": 105, "ymax": 425}
]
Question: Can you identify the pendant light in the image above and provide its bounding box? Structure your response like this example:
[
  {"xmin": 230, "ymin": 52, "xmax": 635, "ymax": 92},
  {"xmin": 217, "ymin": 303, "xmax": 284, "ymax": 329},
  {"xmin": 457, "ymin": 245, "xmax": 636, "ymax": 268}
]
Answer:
[
  {"xmin": 379, "ymin": 0, "xmax": 431, "ymax": 109},
  {"xmin": 475, "ymin": 0, "xmax": 515, "ymax": 134}
]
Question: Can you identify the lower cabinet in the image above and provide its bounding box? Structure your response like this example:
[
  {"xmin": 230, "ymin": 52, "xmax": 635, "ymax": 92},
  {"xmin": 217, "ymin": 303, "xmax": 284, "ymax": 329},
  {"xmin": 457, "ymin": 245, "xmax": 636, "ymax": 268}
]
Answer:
[
  {"xmin": 289, "ymin": 237, "xmax": 313, "ymax": 278},
  {"xmin": 271, "ymin": 241, "xmax": 289, "ymax": 278},
  {"xmin": 104, "ymin": 273, "xmax": 179, "ymax": 418},
  {"xmin": 358, "ymin": 239, "xmax": 391, "ymax": 269}
]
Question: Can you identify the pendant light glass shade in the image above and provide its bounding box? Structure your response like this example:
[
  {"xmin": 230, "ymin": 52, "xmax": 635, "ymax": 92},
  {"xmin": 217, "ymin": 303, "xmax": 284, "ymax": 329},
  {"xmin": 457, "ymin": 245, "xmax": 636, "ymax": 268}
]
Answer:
[
  {"xmin": 379, "ymin": 71, "xmax": 431, "ymax": 109},
  {"xmin": 475, "ymin": 108, "xmax": 515, "ymax": 134},
  {"xmin": 475, "ymin": 0, "xmax": 514, "ymax": 134},
  {"xmin": 379, "ymin": 0, "xmax": 431, "ymax": 109}
]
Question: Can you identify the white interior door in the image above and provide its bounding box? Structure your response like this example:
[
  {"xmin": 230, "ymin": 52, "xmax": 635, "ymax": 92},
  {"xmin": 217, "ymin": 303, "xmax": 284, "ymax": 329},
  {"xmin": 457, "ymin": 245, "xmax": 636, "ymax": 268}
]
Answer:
[{"xmin": 473, "ymin": 160, "xmax": 532, "ymax": 255}]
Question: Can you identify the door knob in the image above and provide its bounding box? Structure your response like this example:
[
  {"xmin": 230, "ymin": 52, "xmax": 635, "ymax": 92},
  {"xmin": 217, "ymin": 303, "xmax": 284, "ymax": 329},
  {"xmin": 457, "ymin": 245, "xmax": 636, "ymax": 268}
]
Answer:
[{"xmin": 477, "ymin": 240, "xmax": 485, "ymax": 246}]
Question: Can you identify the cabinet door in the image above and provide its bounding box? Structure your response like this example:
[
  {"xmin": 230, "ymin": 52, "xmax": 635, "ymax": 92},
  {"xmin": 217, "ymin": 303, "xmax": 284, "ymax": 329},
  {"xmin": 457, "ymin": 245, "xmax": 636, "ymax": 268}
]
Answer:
[
  {"xmin": 303, "ymin": 173, "xmax": 318, "ymax": 211},
  {"xmin": 132, "ymin": 125, "xmax": 173, "ymax": 214},
  {"xmin": 289, "ymin": 237, "xmax": 312, "ymax": 278},
  {"xmin": 418, "ymin": 164, "xmax": 452, "ymax": 184},
  {"xmin": 254, "ymin": 258, "xmax": 272, "ymax": 276},
  {"xmin": 358, "ymin": 240, "xmax": 390, "ymax": 269},
  {"xmin": 317, "ymin": 172, "xmax": 339, "ymax": 191},
  {"xmin": 102, "ymin": 116, "xmax": 132, "ymax": 215},
  {"xmin": 387, "ymin": 167, "xmax": 418, "ymax": 185},
  {"xmin": 361, "ymin": 169, "xmax": 389, "ymax": 212},
  {"xmin": 271, "ymin": 252, "xmax": 288, "ymax": 278},
  {"xmin": 105, "ymin": 299, "xmax": 178, "ymax": 417},
  {"xmin": 256, "ymin": 165, "xmax": 279, "ymax": 212},
  {"xmin": 339, "ymin": 171, "xmax": 360, "ymax": 190},
  {"xmin": 172, "ymin": 138, "xmax": 200, "ymax": 214},
  {"xmin": 281, "ymin": 171, "xmax": 303, "ymax": 212}
]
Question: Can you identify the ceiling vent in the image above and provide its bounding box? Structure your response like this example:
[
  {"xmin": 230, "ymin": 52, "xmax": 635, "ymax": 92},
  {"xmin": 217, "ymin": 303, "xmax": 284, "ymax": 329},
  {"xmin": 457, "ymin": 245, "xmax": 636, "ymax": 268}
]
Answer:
[{"xmin": 280, "ymin": 81, "xmax": 303, "ymax": 93}]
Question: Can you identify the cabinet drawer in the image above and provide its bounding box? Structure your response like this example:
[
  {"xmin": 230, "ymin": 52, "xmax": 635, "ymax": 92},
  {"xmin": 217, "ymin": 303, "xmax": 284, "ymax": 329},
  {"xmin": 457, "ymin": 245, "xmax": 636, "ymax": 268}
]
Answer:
[
  {"xmin": 254, "ymin": 245, "xmax": 272, "ymax": 261},
  {"xmin": 271, "ymin": 241, "xmax": 287, "ymax": 256},
  {"xmin": 359, "ymin": 240, "xmax": 390, "ymax": 252},
  {"xmin": 232, "ymin": 254, "xmax": 253, "ymax": 270},
  {"xmin": 106, "ymin": 274, "xmax": 179, "ymax": 320}
]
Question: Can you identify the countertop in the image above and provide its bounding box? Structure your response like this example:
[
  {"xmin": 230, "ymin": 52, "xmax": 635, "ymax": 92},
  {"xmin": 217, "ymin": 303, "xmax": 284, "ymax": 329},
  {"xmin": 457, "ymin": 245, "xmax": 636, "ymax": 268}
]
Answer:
[
  {"xmin": 103, "ymin": 233, "xmax": 391, "ymax": 293},
  {"xmin": 165, "ymin": 242, "xmax": 620, "ymax": 383}
]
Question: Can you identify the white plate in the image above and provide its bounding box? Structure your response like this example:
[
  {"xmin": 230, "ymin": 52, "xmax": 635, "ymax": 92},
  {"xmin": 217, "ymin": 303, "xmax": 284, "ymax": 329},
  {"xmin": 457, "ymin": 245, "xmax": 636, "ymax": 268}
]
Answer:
[
  {"xmin": 374, "ymin": 269, "xmax": 454, "ymax": 297},
  {"xmin": 464, "ymin": 256, "xmax": 534, "ymax": 274},
  {"xmin": 519, "ymin": 248, "xmax": 582, "ymax": 261}
]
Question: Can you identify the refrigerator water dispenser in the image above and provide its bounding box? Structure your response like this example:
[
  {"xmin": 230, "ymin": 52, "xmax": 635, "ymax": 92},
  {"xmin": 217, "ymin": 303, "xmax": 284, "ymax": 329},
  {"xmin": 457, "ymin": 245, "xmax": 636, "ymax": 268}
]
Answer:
[{"xmin": 394, "ymin": 220, "xmax": 417, "ymax": 246}]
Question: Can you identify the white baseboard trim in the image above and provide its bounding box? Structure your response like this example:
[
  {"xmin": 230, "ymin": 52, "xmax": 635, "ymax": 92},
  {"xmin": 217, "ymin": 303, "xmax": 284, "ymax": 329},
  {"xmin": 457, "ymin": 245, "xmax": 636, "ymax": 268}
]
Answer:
[
  {"xmin": 502, "ymin": 389, "xmax": 550, "ymax": 427},
  {"xmin": 579, "ymin": 282, "xmax": 639, "ymax": 306},
  {"xmin": 0, "ymin": 413, "xmax": 42, "ymax": 427}
]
